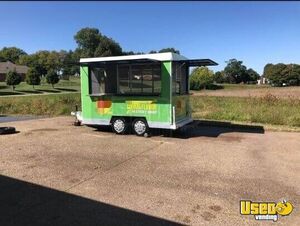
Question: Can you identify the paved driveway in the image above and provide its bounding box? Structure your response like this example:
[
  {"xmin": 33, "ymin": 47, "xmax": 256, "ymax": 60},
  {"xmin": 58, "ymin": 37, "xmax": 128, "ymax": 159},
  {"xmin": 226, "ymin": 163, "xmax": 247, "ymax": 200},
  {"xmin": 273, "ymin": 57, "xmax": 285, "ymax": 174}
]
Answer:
[{"xmin": 0, "ymin": 117, "xmax": 299, "ymax": 225}]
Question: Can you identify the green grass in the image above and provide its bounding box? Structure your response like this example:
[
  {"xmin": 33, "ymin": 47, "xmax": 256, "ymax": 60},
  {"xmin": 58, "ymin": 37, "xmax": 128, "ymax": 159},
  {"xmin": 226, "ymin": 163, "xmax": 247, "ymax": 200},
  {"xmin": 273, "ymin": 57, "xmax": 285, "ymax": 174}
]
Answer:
[
  {"xmin": 221, "ymin": 83, "xmax": 270, "ymax": 90},
  {"xmin": 191, "ymin": 95, "xmax": 300, "ymax": 127},
  {"xmin": 1, "ymin": 90, "xmax": 299, "ymax": 128},
  {"xmin": 0, "ymin": 93, "xmax": 81, "ymax": 116},
  {"xmin": 190, "ymin": 83, "xmax": 272, "ymax": 93},
  {"xmin": 0, "ymin": 76, "xmax": 80, "ymax": 96}
]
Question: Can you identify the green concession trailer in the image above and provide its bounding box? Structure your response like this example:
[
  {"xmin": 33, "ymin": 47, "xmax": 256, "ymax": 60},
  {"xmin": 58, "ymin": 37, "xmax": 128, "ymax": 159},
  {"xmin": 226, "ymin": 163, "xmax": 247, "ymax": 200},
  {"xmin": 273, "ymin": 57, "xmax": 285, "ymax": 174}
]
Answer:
[{"xmin": 74, "ymin": 52, "xmax": 217, "ymax": 136}]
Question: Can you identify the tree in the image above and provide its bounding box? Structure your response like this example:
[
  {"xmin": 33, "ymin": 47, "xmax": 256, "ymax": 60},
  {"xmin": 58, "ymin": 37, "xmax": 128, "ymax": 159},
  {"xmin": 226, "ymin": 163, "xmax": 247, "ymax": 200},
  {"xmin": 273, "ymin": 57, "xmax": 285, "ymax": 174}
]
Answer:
[
  {"xmin": 213, "ymin": 71, "xmax": 225, "ymax": 83},
  {"xmin": 262, "ymin": 63, "xmax": 274, "ymax": 79},
  {"xmin": 18, "ymin": 52, "xmax": 48, "ymax": 76},
  {"xmin": 264, "ymin": 63, "xmax": 300, "ymax": 86},
  {"xmin": 46, "ymin": 51, "xmax": 61, "ymax": 71},
  {"xmin": 94, "ymin": 36, "xmax": 122, "ymax": 57},
  {"xmin": 263, "ymin": 63, "xmax": 286, "ymax": 86},
  {"xmin": 74, "ymin": 27, "xmax": 122, "ymax": 58},
  {"xmin": 122, "ymin": 51, "xmax": 135, "ymax": 55},
  {"xmin": 26, "ymin": 68, "xmax": 41, "ymax": 88},
  {"xmin": 158, "ymin": 48, "xmax": 180, "ymax": 54},
  {"xmin": 190, "ymin": 67, "xmax": 214, "ymax": 90},
  {"xmin": 224, "ymin": 59, "xmax": 248, "ymax": 83},
  {"xmin": 246, "ymin": 68, "xmax": 260, "ymax": 82},
  {"xmin": 282, "ymin": 64, "xmax": 300, "ymax": 86},
  {"xmin": 0, "ymin": 47, "xmax": 27, "ymax": 63},
  {"xmin": 35, "ymin": 51, "xmax": 51, "ymax": 75},
  {"xmin": 74, "ymin": 28, "xmax": 102, "ymax": 57},
  {"xmin": 46, "ymin": 70, "xmax": 60, "ymax": 88},
  {"xmin": 6, "ymin": 70, "xmax": 22, "ymax": 91},
  {"xmin": 61, "ymin": 50, "xmax": 79, "ymax": 76},
  {"xmin": 292, "ymin": 64, "xmax": 300, "ymax": 85},
  {"xmin": 18, "ymin": 54, "xmax": 33, "ymax": 66},
  {"xmin": 18, "ymin": 50, "xmax": 66, "ymax": 77}
]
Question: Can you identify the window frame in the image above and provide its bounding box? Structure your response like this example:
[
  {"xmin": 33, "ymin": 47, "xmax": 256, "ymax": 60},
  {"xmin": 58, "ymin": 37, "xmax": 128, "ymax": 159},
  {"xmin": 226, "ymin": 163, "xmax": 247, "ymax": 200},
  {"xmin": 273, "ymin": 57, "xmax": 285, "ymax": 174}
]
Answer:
[
  {"xmin": 172, "ymin": 61, "xmax": 189, "ymax": 95},
  {"xmin": 116, "ymin": 62, "xmax": 161, "ymax": 96},
  {"xmin": 87, "ymin": 61, "xmax": 162, "ymax": 97},
  {"xmin": 88, "ymin": 66, "xmax": 107, "ymax": 95}
]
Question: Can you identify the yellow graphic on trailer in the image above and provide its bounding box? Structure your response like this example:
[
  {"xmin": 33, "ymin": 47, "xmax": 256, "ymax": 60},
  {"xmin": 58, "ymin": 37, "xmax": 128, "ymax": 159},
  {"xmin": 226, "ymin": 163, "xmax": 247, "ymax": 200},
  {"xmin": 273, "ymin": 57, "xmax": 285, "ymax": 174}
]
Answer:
[
  {"xmin": 240, "ymin": 200, "xmax": 293, "ymax": 222},
  {"xmin": 126, "ymin": 101, "xmax": 157, "ymax": 114}
]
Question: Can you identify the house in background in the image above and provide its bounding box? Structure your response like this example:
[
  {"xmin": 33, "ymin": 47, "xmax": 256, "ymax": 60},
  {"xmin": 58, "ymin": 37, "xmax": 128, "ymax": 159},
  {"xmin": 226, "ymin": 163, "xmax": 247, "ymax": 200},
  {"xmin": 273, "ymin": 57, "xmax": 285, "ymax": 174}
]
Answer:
[
  {"xmin": 257, "ymin": 76, "xmax": 268, "ymax": 85},
  {"xmin": 0, "ymin": 61, "xmax": 29, "ymax": 82}
]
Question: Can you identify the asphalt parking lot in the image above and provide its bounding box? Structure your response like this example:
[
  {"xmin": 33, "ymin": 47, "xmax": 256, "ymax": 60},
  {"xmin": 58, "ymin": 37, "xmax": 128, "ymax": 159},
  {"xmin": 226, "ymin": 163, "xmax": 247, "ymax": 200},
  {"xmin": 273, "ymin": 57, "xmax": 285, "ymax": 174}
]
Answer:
[{"xmin": 0, "ymin": 117, "xmax": 299, "ymax": 225}]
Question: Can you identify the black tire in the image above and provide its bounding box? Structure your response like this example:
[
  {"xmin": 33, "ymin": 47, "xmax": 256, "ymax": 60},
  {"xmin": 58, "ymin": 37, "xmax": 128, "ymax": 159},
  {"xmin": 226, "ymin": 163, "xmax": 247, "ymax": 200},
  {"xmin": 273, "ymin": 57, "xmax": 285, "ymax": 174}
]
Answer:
[
  {"xmin": 0, "ymin": 127, "xmax": 16, "ymax": 135},
  {"xmin": 132, "ymin": 118, "xmax": 149, "ymax": 136},
  {"xmin": 111, "ymin": 118, "xmax": 127, "ymax": 134},
  {"xmin": 73, "ymin": 121, "xmax": 81, "ymax": 126}
]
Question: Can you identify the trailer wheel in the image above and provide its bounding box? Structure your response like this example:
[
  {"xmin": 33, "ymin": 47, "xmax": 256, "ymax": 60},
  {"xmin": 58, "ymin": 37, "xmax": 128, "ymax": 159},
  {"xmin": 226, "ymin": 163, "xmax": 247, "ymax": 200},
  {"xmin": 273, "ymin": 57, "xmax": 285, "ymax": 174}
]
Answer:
[
  {"xmin": 132, "ymin": 118, "xmax": 148, "ymax": 136},
  {"xmin": 111, "ymin": 118, "xmax": 127, "ymax": 134}
]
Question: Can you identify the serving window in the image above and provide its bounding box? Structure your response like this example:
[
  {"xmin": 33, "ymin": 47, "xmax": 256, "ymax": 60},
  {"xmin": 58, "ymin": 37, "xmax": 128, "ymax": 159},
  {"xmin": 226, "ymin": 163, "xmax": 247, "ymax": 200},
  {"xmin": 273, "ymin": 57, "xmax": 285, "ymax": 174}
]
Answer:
[
  {"xmin": 89, "ymin": 64, "xmax": 117, "ymax": 95},
  {"xmin": 88, "ymin": 62, "xmax": 161, "ymax": 96},
  {"xmin": 117, "ymin": 62, "xmax": 161, "ymax": 95}
]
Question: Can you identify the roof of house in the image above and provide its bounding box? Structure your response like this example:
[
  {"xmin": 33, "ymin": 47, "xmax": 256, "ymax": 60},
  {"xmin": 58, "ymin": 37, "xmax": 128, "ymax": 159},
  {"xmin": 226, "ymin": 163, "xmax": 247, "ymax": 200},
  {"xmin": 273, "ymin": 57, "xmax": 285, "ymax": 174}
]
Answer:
[
  {"xmin": 80, "ymin": 52, "xmax": 218, "ymax": 66},
  {"xmin": 0, "ymin": 61, "xmax": 29, "ymax": 74}
]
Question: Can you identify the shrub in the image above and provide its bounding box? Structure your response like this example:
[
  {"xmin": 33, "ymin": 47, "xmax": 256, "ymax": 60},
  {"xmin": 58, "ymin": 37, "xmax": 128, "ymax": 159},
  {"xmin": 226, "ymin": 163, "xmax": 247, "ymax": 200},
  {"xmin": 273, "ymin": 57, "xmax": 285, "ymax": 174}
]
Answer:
[
  {"xmin": 206, "ymin": 83, "xmax": 223, "ymax": 90},
  {"xmin": 288, "ymin": 79, "xmax": 299, "ymax": 86},
  {"xmin": 6, "ymin": 70, "xmax": 22, "ymax": 91},
  {"xmin": 26, "ymin": 67, "xmax": 41, "ymax": 88},
  {"xmin": 213, "ymin": 71, "xmax": 225, "ymax": 83},
  {"xmin": 190, "ymin": 67, "xmax": 214, "ymax": 90},
  {"xmin": 46, "ymin": 70, "xmax": 60, "ymax": 88}
]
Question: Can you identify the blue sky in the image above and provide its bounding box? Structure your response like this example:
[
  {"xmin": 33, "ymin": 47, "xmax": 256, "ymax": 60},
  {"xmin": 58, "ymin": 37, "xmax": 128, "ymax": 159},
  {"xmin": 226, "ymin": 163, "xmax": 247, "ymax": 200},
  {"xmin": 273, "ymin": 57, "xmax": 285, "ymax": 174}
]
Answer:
[{"xmin": 0, "ymin": 2, "xmax": 299, "ymax": 74}]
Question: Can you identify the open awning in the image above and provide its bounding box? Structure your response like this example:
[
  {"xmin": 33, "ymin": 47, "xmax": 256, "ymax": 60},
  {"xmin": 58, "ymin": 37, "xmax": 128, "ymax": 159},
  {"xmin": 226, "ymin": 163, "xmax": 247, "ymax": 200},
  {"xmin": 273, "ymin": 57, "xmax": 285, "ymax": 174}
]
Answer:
[{"xmin": 184, "ymin": 59, "xmax": 218, "ymax": 67}]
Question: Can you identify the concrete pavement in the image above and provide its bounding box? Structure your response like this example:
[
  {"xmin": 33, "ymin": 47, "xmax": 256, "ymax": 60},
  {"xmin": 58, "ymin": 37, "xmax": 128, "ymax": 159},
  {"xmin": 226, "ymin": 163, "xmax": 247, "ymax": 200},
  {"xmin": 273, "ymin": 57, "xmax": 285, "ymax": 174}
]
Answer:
[{"xmin": 0, "ymin": 117, "xmax": 299, "ymax": 225}]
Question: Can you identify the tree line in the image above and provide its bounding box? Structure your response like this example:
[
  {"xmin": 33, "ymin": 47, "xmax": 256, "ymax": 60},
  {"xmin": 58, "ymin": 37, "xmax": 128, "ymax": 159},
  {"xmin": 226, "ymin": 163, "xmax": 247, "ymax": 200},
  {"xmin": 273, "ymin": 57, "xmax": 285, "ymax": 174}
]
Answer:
[
  {"xmin": 191, "ymin": 59, "xmax": 300, "ymax": 90},
  {"xmin": 190, "ymin": 59, "xmax": 260, "ymax": 90},
  {"xmin": 1, "ymin": 27, "xmax": 299, "ymax": 90},
  {"xmin": 0, "ymin": 27, "xmax": 181, "ymax": 90},
  {"xmin": 263, "ymin": 63, "xmax": 300, "ymax": 86}
]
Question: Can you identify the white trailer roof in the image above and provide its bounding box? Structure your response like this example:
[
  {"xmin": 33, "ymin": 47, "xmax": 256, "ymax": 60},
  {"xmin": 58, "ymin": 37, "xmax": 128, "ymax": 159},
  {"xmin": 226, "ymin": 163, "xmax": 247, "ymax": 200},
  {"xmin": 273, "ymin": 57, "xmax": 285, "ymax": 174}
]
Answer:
[{"xmin": 80, "ymin": 52, "xmax": 188, "ymax": 63}]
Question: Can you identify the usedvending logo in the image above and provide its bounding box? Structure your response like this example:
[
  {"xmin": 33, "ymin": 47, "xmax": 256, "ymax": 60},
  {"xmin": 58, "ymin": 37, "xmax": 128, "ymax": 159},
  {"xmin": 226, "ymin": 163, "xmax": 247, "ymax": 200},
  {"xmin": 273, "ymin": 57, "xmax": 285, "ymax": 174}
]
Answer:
[{"xmin": 240, "ymin": 200, "xmax": 293, "ymax": 222}]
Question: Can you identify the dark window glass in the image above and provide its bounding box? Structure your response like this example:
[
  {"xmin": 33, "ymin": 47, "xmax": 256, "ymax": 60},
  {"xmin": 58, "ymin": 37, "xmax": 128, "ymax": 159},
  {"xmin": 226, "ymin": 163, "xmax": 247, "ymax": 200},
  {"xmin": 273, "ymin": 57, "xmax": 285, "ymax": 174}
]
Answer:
[
  {"xmin": 117, "ymin": 63, "xmax": 161, "ymax": 95},
  {"xmin": 172, "ymin": 62, "xmax": 188, "ymax": 95},
  {"xmin": 89, "ymin": 65, "xmax": 117, "ymax": 95},
  {"xmin": 153, "ymin": 64, "xmax": 161, "ymax": 93},
  {"xmin": 90, "ymin": 67, "xmax": 106, "ymax": 94},
  {"xmin": 142, "ymin": 67, "xmax": 153, "ymax": 93},
  {"xmin": 118, "ymin": 65, "xmax": 130, "ymax": 94},
  {"xmin": 131, "ymin": 65, "xmax": 143, "ymax": 93}
]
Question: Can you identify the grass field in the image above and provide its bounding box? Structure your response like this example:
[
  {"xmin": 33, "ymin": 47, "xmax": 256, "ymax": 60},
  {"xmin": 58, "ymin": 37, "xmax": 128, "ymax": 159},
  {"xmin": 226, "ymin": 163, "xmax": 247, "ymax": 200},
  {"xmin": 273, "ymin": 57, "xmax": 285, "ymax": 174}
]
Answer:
[
  {"xmin": 192, "ymin": 84, "xmax": 300, "ymax": 99},
  {"xmin": 0, "ymin": 76, "xmax": 80, "ymax": 96},
  {"xmin": 191, "ymin": 95, "xmax": 300, "ymax": 127},
  {"xmin": 1, "ymin": 79, "xmax": 299, "ymax": 129},
  {"xmin": 221, "ymin": 84, "xmax": 270, "ymax": 90},
  {"xmin": 0, "ymin": 93, "xmax": 81, "ymax": 116},
  {"xmin": 1, "ymin": 92, "xmax": 299, "ymax": 128}
]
